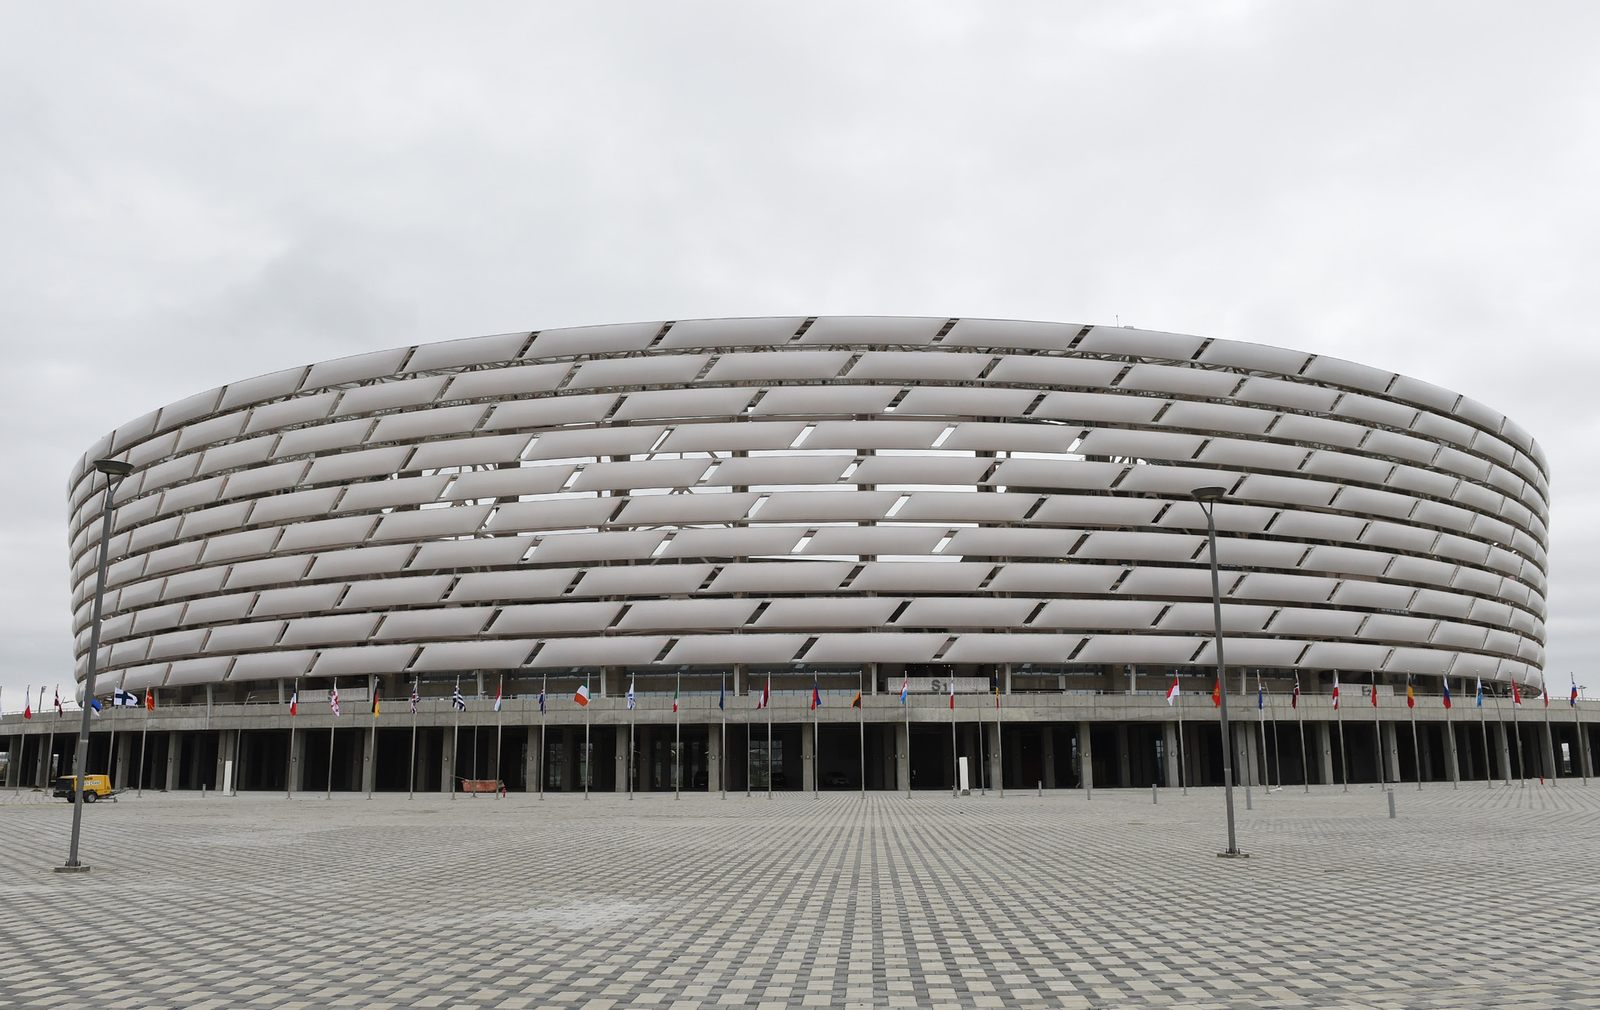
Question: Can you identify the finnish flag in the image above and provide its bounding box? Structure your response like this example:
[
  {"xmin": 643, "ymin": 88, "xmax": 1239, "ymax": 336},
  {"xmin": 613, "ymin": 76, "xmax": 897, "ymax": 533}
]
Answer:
[{"xmin": 114, "ymin": 689, "xmax": 139, "ymax": 707}]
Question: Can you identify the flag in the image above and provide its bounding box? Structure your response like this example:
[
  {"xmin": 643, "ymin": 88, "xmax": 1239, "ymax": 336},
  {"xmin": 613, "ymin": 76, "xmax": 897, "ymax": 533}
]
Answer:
[
  {"xmin": 452, "ymin": 679, "xmax": 467, "ymax": 712},
  {"xmin": 1291, "ymin": 675, "xmax": 1301, "ymax": 710},
  {"xmin": 948, "ymin": 679, "xmax": 955, "ymax": 711},
  {"xmin": 1441, "ymin": 677, "xmax": 1452, "ymax": 710},
  {"xmin": 1511, "ymin": 679, "xmax": 1522, "ymax": 707},
  {"xmin": 1475, "ymin": 677, "xmax": 1484, "ymax": 707},
  {"xmin": 575, "ymin": 683, "xmax": 591, "ymax": 707},
  {"xmin": 1370, "ymin": 674, "xmax": 1378, "ymax": 708},
  {"xmin": 1332, "ymin": 674, "xmax": 1340, "ymax": 710},
  {"xmin": 1406, "ymin": 677, "xmax": 1415, "ymax": 710},
  {"xmin": 851, "ymin": 689, "xmax": 862, "ymax": 709},
  {"xmin": 89, "ymin": 697, "xmax": 103, "ymax": 713},
  {"xmin": 627, "ymin": 678, "xmax": 636, "ymax": 711},
  {"xmin": 370, "ymin": 682, "xmax": 381, "ymax": 718},
  {"xmin": 1211, "ymin": 679, "xmax": 1221, "ymax": 708},
  {"xmin": 811, "ymin": 677, "xmax": 821, "ymax": 711},
  {"xmin": 54, "ymin": 687, "xmax": 64, "ymax": 716},
  {"xmin": 672, "ymin": 682, "xmax": 679, "ymax": 714},
  {"xmin": 1165, "ymin": 677, "xmax": 1180, "ymax": 705},
  {"xmin": 719, "ymin": 677, "xmax": 726, "ymax": 712},
  {"xmin": 23, "ymin": 684, "xmax": 32, "ymax": 720},
  {"xmin": 288, "ymin": 687, "xmax": 298, "ymax": 717},
  {"xmin": 899, "ymin": 677, "xmax": 909, "ymax": 704},
  {"xmin": 494, "ymin": 678, "xmax": 504, "ymax": 712},
  {"xmin": 538, "ymin": 682, "xmax": 546, "ymax": 714},
  {"xmin": 1542, "ymin": 675, "xmax": 1550, "ymax": 709},
  {"xmin": 114, "ymin": 688, "xmax": 138, "ymax": 707},
  {"xmin": 329, "ymin": 682, "xmax": 341, "ymax": 717},
  {"xmin": 1572, "ymin": 676, "xmax": 1580, "ymax": 708},
  {"xmin": 410, "ymin": 680, "xmax": 419, "ymax": 715},
  {"xmin": 757, "ymin": 677, "xmax": 770, "ymax": 710},
  {"xmin": 1256, "ymin": 679, "xmax": 1264, "ymax": 711},
  {"xmin": 145, "ymin": 687, "xmax": 155, "ymax": 711}
]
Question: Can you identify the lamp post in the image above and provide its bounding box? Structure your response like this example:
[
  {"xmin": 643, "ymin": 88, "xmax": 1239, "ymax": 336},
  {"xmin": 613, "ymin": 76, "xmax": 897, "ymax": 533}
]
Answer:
[
  {"xmin": 58, "ymin": 457, "xmax": 134, "ymax": 874},
  {"xmin": 1192, "ymin": 486, "xmax": 1244, "ymax": 858}
]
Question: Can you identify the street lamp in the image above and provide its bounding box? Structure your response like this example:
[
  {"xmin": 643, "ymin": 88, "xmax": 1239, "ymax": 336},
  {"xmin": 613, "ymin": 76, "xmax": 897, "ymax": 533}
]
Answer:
[
  {"xmin": 1192, "ymin": 485, "xmax": 1244, "ymax": 858},
  {"xmin": 56, "ymin": 457, "xmax": 134, "ymax": 874}
]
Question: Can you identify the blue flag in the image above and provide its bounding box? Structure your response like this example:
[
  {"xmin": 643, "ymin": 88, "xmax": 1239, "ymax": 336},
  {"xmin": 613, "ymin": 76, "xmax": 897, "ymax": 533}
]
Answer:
[
  {"xmin": 1256, "ymin": 681, "xmax": 1264, "ymax": 711},
  {"xmin": 89, "ymin": 697, "xmax": 103, "ymax": 713}
]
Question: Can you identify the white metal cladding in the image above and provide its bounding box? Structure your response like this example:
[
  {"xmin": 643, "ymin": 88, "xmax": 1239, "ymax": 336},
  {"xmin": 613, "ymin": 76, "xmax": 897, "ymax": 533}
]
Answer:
[{"xmin": 67, "ymin": 316, "xmax": 1549, "ymax": 693}]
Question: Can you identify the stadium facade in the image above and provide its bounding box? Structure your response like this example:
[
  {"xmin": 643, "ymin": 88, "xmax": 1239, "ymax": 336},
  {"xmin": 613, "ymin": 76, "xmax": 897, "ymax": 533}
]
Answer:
[{"xmin": 4, "ymin": 316, "xmax": 1593, "ymax": 794}]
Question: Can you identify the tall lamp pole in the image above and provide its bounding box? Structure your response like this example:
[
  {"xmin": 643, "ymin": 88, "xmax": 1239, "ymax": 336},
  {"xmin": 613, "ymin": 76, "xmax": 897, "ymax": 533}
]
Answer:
[
  {"xmin": 1193, "ymin": 486, "xmax": 1244, "ymax": 858},
  {"xmin": 58, "ymin": 457, "xmax": 134, "ymax": 874}
]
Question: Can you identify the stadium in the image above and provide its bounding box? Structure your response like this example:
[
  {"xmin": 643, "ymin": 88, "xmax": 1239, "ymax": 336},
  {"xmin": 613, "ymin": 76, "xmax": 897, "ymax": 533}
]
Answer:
[{"xmin": 4, "ymin": 316, "xmax": 1592, "ymax": 795}]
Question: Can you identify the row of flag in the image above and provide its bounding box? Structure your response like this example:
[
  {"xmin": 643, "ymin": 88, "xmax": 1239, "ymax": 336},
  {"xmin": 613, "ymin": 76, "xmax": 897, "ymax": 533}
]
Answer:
[
  {"xmin": 8, "ymin": 684, "xmax": 157, "ymax": 719},
  {"xmin": 1165, "ymin": 672, "xmax": 1583, "ymax": 710}
]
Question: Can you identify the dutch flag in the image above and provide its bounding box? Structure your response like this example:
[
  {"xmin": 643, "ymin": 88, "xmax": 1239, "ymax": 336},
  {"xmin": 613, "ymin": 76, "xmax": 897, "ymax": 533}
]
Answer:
[{"xmin": 899, "ymin": 678, "xmax": 909, "ymax": 704}]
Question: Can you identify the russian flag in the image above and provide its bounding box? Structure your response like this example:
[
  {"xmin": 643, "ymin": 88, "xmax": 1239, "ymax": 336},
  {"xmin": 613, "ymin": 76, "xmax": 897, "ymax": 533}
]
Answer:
[
  {"xmin": 1572, "ymin": 677, "xmax": 1580, "ymax": 708},
  {"xmin": 1441, "ymin": 678, "xmax": 1452, "ymax": 710},
  {"xmin": 810, "ymin": 678, "xmax": 821, "ymax": 711}
]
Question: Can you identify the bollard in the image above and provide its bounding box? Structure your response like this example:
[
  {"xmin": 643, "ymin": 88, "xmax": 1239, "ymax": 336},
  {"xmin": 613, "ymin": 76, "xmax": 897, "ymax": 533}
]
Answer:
[
  {"xmin": 201, "ymin": 785, "xmax": 206, "ymax": 799},
  {"xmin": 1152, "ymin": 783, "xmax": 1158, "ymax": 805},
  {"xmin": 1037, "ymin": 780, "xmax": 1042, "ymax": 798},
  {"xmin": 1244, "ymin": 786, "xmax": 1252, "ymax": 811},
  {"xmin": 1387, "ymin": 790, "xmax": 1397, "ymax": 819}
]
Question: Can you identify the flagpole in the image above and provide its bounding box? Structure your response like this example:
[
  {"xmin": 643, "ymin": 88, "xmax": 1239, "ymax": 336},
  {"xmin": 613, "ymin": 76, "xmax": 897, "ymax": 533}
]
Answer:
[
  {"xmin": 1371, "ymin": 673, "xmax": 1384, "ymax": 791},
  {"xmin": 44, "ymin": 688, "xmax": 55, "ymax": 791},
  {"xmin": 1573, "ymin": 676, "xmax": 1589, "ymax": 786},
  {"xmin": 285, "ymin": 680, "xmax": 296, "ymax": 800},
  {"xmin": 858, "ymin": 669, "xmax": 865, "ymax": 799},
  {"xmin": 326, "ymin": 678, "xmax": 337, "ymax": 800},
  {"xmin": 629, "ymin": 676, "xmax": 636, "ymax": 801},
  {"xmin": 1511, "ymin": 680, "xmax": 1525, "ymax": 788},
  {"xmin": 583, "ymin": 673, "xmax": 591, "ymax": 801},
  {"xmin": 1256, "ymin": 682, "xmax": 1269, "ymax": 792},
  {"xmin": 743, "ymin": 683, "xmax": 750, "ymax": 799},
  {"xmin": 539, "ymin": 675, "xmax": 546, "ymax": 801},
  {"xmin": 903, "ymin": 679, "xmax": 911, "ymax": 799},
  {"xmin": 1177, "ymin": 704, "xmax": 1188, "ymax": 796},
  {"xmin": 1409, "ymin": 683, "xmax": 1422, "ymax": 791},
  {"xmin": 995, "ymin": 670, "xmax": 1004, "ymax": 799},
  {"xmin": 1268, "ymin": 690, "xmax": 1281, "ymax": 792},
  {"xmin": 1335, "ymin": 679, "xmax": 1349, "ymax": 793},
  {"xmin": 674, "ymin": 670, "xmax": 681, "ymax": 801},
  {"xmin": 1477, "ymin": 681, "xmax": 1493, "ymax": 787},
  {"xmin": 771, "ymin": 678, "xmax": 777, "ymax": 806},
  {"xmin": 811, "ymin": 676, "xmax": 819, "ymax": 800},
  {"xmin": 408, "ymin": 678, "xmax": 418, "ymax": 800},
  {"xmin": 14, "ymin": 684, "xmax": 26, "ymax": 796},
  {"xmin": 949, "ymin": 681, "xmax": 958, "ymax": 800},
  {"xmin": 1542, "ymin": 673, "xmax": 1555, "ymax": 786},
  {"xmin": 721, "ymin": 674, "xmax": 728, "ymax": 801},
  {"xmin": 497, "ymin": 674, "xmax": 506, "ymax": 801},
  {"xmin": 1444, "ymin": 676, "xmax": 1457, "ymax": 790},
  {"xmin": 1293, "ymin": 682, "xmax": 1307, "ymax": 794},
  {"xmin": 137, "ymin": 689, "xmax": 150, "ymax": 798},
  {"xmin": 366, "ymin": 678, "xmax": 377, "ymax": 801},
  {"xmin": 452, "ymin": 677, "xmax": 461, "ymax": 802}
]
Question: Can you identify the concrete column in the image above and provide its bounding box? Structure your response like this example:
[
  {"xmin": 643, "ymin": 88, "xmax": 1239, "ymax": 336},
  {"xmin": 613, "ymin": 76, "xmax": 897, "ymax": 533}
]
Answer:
[
  {"xmin": 708, "ymin": 719, "xmax": 722, "ymax": 793},
  {"xmin": 988, "ymin": 722, "xmax": 1002, "ymax": 792},
  {"xmin": 615, "ymin": 725, "xmax": 630, "ymax": 793},
  {"xmin": 115, "ymin": 732, "xmax": 134, "ymax": 791},
  {"xmin": 525, "ymin": 728, "xmax": 541, "ymax": 793},
  {"xmin": 361, "ymin": 728, "xmax": 376, "ymax": 794},
  {"xmin": 1162, "ymin": 722, "xmax": 1179, "ymax": 787},
  {"xmin": 1315, "ymin": 722, "xmax": 1334, "ymax": 785},
  {"xmin": 4, "ymin": 735, "xmax": 18, "ymax": 788},
  {"xmin": 1444, "ymin": 720, "xmax": 1461, "ymax": 784},
  {"xmin": 290, "ymin": 727, "xmax": 306, "ymax": 792},
  {"xmin": 1579, "ymin": 716, "xmax": 1595, "ymax": 779},
  {"xmin": 895, "ymin": 720, "xmax": 909, "ymax": 791},
  {"xmin": 1077, "ymin": 721, "xmax": 1094, "ymax": 794},
  {"xmin": 802, "ymin": 721, "xmax": 816, "ymax": 792},
  {"xmin": 166, "ymin": 732, "xmax": 182, "ymax": 791},
  {"xmin": 216, "ymin": 729, "xmax": 236, "ymax": 793},
  {"xmin": 1494, "ymin": 721, "xmax": 1514, "ymax": 782},
  {"xmin": 1115, "ymin": 725, "xmax": 1131, "ymax": 788},
  {"xmin": 1042, "ymin": 728, "xmax": 1056, "ymax": 788},
  {"xmin": 1539, "ymin": 720, "xmax": 1558, "ymax": 781},
  {"xmin": 1381, "ymin": 722, "xmax": 1401, "ymax": 783},
  {"xmin": 441, "ymin": 727, "xmax": 456, "ymax": 794}
]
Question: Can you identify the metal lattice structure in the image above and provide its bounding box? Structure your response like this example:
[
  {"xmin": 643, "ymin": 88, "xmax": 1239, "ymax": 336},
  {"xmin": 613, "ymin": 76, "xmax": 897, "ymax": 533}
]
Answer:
[{"xmin": 67, "ymin": 316, "xmax": 1549, "ymax": 695}]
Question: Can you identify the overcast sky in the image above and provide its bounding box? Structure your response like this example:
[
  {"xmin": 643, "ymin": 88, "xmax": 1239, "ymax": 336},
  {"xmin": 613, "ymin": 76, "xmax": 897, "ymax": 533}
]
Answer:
[{"xmin": 3, "ymin": 1, "xmax": 1597, "ymax": 707}]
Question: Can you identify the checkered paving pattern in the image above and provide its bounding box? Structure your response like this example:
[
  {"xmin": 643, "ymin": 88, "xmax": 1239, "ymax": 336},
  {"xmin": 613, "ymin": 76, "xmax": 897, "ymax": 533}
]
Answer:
[{"xmin": 2, "ymin": 783, "xmax": 1598, "ymax": 1008}]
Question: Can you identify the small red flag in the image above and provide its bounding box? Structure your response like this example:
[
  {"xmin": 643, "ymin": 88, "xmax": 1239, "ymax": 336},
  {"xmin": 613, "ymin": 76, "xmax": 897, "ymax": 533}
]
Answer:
[{"xmin": 1211, "ymin": 680, "xmax": 1221, "ymax": 708}]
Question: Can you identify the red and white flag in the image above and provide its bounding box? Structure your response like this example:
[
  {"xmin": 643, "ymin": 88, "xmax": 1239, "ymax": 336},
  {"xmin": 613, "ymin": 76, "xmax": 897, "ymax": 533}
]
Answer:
[
  {"xmin": 948, "ymin": 680, "xmax": 956, "ymax": 711},
  {"xmin": 288, "ymin": 687, "xmax": 298, "ymax": 717},
  {"xmin": 22, "ymin": 684, "xmax": 31, "ymax": 720},
  {"xmin": 756, "ymin": 677, "xmax": 770, "ymax": 710},
  {"xmin": 1165, "ymin": 677, "xmax": 1180, "ymax": 705},
  {"xmin": 575, "ymin": 683, "xmax": 591, "ymax": 707},
  {"xmin": 1331, "ymin": 674, "xmax": 1340, "ymax": 710},
  {"xmin": 1511, "ymin": 680, "xmax": 1522, "ymax": 707},
  {"xmin": 329, "ymin": 682, "xmax": 341, "ymax": 717},
  {"xmin": 53, "ymin": 686, "xmax": 64, "ymax": 716}
]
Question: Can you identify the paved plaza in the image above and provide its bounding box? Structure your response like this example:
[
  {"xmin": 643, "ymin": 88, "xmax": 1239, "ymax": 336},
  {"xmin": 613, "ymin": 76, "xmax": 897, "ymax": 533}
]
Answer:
[{"xmin": 1, "ymin": 783, "xmax": 1597, "ymax": 1009}]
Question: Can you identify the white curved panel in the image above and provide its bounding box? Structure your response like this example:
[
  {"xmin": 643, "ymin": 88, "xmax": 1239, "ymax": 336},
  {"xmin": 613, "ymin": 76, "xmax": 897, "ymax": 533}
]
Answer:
[
  {"xmin": 800, "ymin": 316, "xmax": 946, "ymax": 346},
  {"xmin": 567, "ymin": 354, "xmax": 708, "ymax": 389},
  {"xmin": 569, "ymin": 565, "xmax": 711, "ymax": 598},
  {"xmin": 526, "ymin": 321, "xmax": 660, "ymax": 358},
  {"xmin": 528, "ymin": 637, "xmax": 667, "ymax": 668},
  {"xmin": 531, "ymin": 530, "xmax": 665, "ymax": 564},
  {"xmin": 848, "ymin": 350, "xmax": 989, "ymax": 381},
  {"xmin": 703, "ymin": 351, "xmax": 851, "ymax": 381},
  {"xmin": 407, "ymin": 434, "xmax": 531, "ymax": 471},
  {"xmin": 896, "ymin": 597, "xmax": 1037, "ymax": 628},
  {"xmin": 662, "ymin": 635, "xmax": 807, "ymax": 665},
  {"xmin": 800, "ymin": 526, "xmax": 946, "ymax": 557},
  {"xmin": 896, "ymin": 388, "xmax": 1036, "ymax": 418},
  {"xmin": 988, "ymin": 563, "xmax": 1124, "ymax": 595},
  {"xmin": 445, "ymin": 362, "xmax": 569, "ymax": 401},
  {"xmin": 750, "ymin": 386, "xmax": 901, "ymax": 416},
  {"xmin": 940, "ymin": 633, "xmax": 1084, "ymax": 663},
  {"xmin": 614, "ymin": 493, "xmax": 759, "ymax": 526},
  {"xmin": 850, "ymin": 562, "xmax": 990, "ymax": 592},
  {"xmin": 805, "ymin": 633, "xmax": 946, "ymax": 663},
  {"xmin": 375, "ymin": 608, "xmax": 494, "ymax": 639},
  {"xmin": 278, "ymin": 614, "xmax": 379, "ymax": 646},
  {"xmin": 404, "ymin": 331, "xmax": 528, "ymax": 371},
  {"xmin": 1032, "ymin": 600, "xmax": 1165, "ymax": 631},
  {"xmin": 662, "ymin": 316, "xmax": 804, "ymax": 348},
  {"xmin": 369, "ymin": 404, "xmax": 487, "ymax": 443},
  {"xmin": 1118, "ymin": 362, "xmax": 1238, "ymax": 397},
  {"xmin": 311, "ymin": 645, "xmax": 419, "ymax": 677},
  {"xmin": 413, "ymin": 640, "xmax": 539, "ymax": 671},
  {"xmin": 527, "ymin": 426, "xmax": 665, "ymax": 461},
  {"xmin": 486, "ymin": 393, "xmax": 619, "ymax": 431},
  {"xmin": 335, "ymin": 376, "xmax": 450, "ymax": 417},
  {"xmin": 706, "ymin": 562, "xmax": 853, "ymax": 593},
  {"xmin": 662, "ymin": 527, "xmax": 805, "ymax": 558},
  {"xmin": 572, "ymin": 458, "xmax": 711, "ymax": 493},
  {"xmin": 755, "ymin": 598, "xmax": 904, "ymax": 629},
  {"xmin": 304, "ymin": 447, "xmax": 411, "ymax": 485},
  {"xmin": 614, "ymin": 599, "xmax": 759, "ymax": 631},
  {"xmin": 611, "ymin": 387, "xmax": 754, "ymax": 422},
  {"xmin": 448, "ymin": 568, "xmax": 578, "ymax": 602},
  {"xmin": 229, "ymin": 651, "xmax": 316, "ymax": 682},
  {"xmin": 340, "ymin": 575, "xmax": 453, "ymax": 609},
  {"xmin": 1075, "ymin": 636, "xmax": 1200, "ymax": 664},
  {"xmin": 941, "ymin": 318, "xmax": 1078, "ymax": 351}
]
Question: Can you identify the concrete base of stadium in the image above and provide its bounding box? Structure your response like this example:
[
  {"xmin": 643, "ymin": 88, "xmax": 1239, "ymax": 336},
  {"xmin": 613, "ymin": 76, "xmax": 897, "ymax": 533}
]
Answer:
[{"xmin": 5, "ymin": 695, "xmax": 1595, "ymax": 795}]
